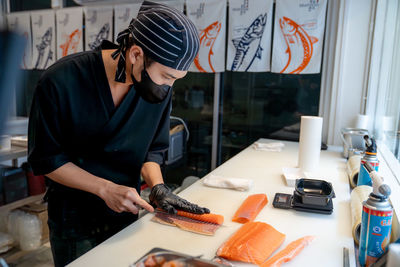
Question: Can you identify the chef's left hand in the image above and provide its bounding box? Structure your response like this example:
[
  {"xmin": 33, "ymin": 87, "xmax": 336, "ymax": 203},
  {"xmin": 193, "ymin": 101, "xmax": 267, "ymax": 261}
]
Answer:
[{"xmin": 149, "ymin": 183, "xmax": 210, "ymax": 215}]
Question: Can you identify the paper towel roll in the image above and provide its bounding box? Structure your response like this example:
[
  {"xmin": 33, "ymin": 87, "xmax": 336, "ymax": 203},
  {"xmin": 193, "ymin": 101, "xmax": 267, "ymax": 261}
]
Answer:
[
  {"xmin": 351, "ymin": 185, "xmax": 372, "ymax": 245},
  {"xmin": 346, "ymin": 155, "xmax": 362, "ymax": 188},
  {"xmin": 298, "ymin": 116, "xmax": 323, "ymax": 173},
  {"xmin": 355, "ymin": 114, "xmax": 369, "ymax": 129}
]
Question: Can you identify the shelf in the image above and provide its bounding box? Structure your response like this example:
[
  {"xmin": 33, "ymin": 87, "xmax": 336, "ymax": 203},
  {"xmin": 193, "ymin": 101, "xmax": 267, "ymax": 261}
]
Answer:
[
  {"xmin": 0, "ymin": 145, "xmax": 27, "ymax": 165},
  {"xmin": 0, "ymin": 193, "xmax": 45, "ymax": 213}
]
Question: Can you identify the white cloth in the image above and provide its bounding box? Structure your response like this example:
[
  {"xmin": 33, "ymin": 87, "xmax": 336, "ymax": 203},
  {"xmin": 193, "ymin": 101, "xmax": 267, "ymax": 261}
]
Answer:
[
  {"xmin": 187, "ymin": 0, "xmax": 227, "ymax": 73},
  {"xmin": 114, "ymin": 4, "xmax": 141, "ymax": 41},
  {"xmin": 56, "ymin": 7, "xmax": 83, "ymax": 59},
  {"xmin": 226, "ymin": 0, "xmax": 273, "ymax": 72},
  {"xmin": 253, "ymin": 141, "xmax": 285, "ymax": 152},
  {"xmin": 7, "ymin": 12, "xmax": 32, "ymax": 69},
  {"xmin": 271, "ymin": 0, "xmax": 328, "ymax": 74},
  {"xmin": 84, "ymin": 6, "xmax": 113, "ymax": 51},
  {"xmin": 202, "ymin": 175, "xmax": 253, "ymax": 191},
  {"xmin": 31, "ymin": 10, "xmax": 56, "ymax": 70}
]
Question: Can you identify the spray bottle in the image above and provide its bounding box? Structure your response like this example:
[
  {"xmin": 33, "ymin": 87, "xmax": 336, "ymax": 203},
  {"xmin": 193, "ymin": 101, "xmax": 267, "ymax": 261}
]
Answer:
[
  {"xmin": 358, "ymin": 162, "xmax": 393, "ymax": 266},
  {"xmin": 357, "ymin": 136, "xmax": 379, "ymax": 186}
]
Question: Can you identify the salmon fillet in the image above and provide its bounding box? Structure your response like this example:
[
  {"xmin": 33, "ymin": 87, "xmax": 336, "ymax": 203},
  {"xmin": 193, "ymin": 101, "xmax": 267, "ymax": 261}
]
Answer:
[
  {"xmin": 176, "ymin": 210, "xmax": 224, "ymax": 225},
  {"xmin": 217, "ymin": 221, "xmax": 285, "ymax": 265},
  {"xmin": 151, "ymin": 212, "xmax": 221, "ymax": 236},
  {"xmin": 261, "ymin": 236, "xmax": 315, "ymax": 267},
  {"xmin": 232, "ymin": 194, "xmax": 268, "ymax": 223}
]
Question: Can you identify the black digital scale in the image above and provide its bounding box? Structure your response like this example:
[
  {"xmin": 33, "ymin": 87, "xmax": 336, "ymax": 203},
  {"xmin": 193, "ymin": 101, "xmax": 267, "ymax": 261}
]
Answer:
[{"xmin": 273, "ymin": 179, "xmax": 335, "ymax": 215}]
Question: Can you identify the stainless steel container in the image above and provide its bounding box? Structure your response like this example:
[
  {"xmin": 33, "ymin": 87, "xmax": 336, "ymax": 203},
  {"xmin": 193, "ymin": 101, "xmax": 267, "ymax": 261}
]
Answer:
[{"xmin": 341, "ymin": 128, "xmax": 369, "ymax": 158}]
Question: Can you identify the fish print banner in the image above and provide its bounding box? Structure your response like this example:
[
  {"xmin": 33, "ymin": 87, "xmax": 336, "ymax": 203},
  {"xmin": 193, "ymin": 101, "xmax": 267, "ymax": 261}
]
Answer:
[
  {"xmin": 31, "ymin": 10, "xmax": 56, "ymax": 70},
  {"xmin": 56, "ymin": 7, "xmax": 83, "ymax": 59},
  {"xmin": 84, "ymin": 6, "xmax": 113, "ymax": 51},
  {"xmin": 186, "ymin": 0, "xmax": 227, "ymax": 73},
  {"xmin": 154, "ymin": 0, "xmax": 184, "ymax": 13},
  {"xmin": 114, "ymin": 4, "xmax": 141, "ymax": 41},
  {"xmin": 7, "ymin": 12, "xmax": 33, "ymax": 69},
  {"xmin": 271, "ymin": 0, "xmax": 327, "ymax": 74},
  {"xmin": 227, "ymin": 0, "xmax": 273, "ymax": 72}
]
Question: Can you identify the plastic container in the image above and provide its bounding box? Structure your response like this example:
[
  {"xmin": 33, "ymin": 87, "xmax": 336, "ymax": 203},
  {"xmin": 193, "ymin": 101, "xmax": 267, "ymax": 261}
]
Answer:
[
  {"xmin": 7, "ymin": 209, "xmax": 42, "ymax": 251},
  {"xmin": 295, "ymin": 179, "xmax": 335, "ymax": 206},
  {"xmin": 18, "ymin": 212, "xmax": 42, "ymax": 251}
]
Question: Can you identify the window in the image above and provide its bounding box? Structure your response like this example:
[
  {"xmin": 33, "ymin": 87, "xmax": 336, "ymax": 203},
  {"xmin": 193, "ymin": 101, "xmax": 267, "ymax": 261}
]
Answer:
[{"xmin": 369, "ymin": 0, "xmax": 400, "ymax": 168}]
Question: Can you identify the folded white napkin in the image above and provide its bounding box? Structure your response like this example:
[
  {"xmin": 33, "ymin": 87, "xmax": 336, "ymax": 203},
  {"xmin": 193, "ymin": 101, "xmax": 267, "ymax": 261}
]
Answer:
[
  {"xmin": 202, "ymin": 175, "xmax": 253, "ymax": 191},
  {"xmin": 253, "ymin": 141, "xmax": 285, "ymax": 152}
]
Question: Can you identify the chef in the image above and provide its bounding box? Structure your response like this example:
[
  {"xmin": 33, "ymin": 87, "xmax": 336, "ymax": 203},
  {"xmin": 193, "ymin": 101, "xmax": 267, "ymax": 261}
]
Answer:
[{"xmin": 28, "ymin": 1, "xmax": 209, "ymax": 266}]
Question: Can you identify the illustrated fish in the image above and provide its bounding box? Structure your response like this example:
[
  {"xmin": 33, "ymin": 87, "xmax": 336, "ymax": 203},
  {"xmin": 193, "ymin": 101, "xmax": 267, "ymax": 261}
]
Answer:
[
  {"xmin": 231, "ymin": 14, "xmax": 267, "ymax": 71},
  {"xmin": 194, "ymin": 21, "xmax": 221, "ymax": 73},
  {"xmin": 88, "ymin": 23, "xmax": 110, "ymax": 50},
  {"xmin": 35, "ymin": 27, "xmax": 53, "ymax": 69},
  {"xmin": 60, "ymin": 29, "xmax": 82, "ymax": 57},
  {"xmin": 118, "ymin": 8, "xmax": 130, "ymax": 22},
  {"xmin": 279, "ymin": 16, "xmax": 318, "ymax": 74}
]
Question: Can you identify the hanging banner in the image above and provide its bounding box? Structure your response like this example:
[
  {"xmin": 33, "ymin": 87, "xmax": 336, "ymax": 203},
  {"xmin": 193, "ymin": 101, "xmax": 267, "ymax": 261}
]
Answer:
[
  {"xmin": 227, "ymin": 0, "xmax": 273, "ymax": 72},
  {"xmin": 186, "ymin": 0, "xmax": 227, "ymax": 73},
  {"xmin": 84, "ymin": 6, "xmax": 113, "ymax": 51},
  {"xmin": 114, "ymin": 4, "xmax": 141, "ymax": 40},
  {"xmin": 154, "ymin": 0, "xmax": 184, "ymax": 13},
  {"xmin": 271, "ymin": 0, "xmax": 327, "ymax": 74},
  {"xmin": 7, "ymin": 12, "xmax": 32, "ymax": 69},
  {"xmin": 56, "ymin": 7, "xmax": 83, "ymax": 59},
  {"xmin": 31, "ymin": 10, "xmax": 56, "ymax": 70}
]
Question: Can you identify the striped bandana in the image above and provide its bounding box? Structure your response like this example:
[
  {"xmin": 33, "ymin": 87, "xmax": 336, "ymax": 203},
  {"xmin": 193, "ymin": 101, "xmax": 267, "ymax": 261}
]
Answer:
[{"xmin": 112, "ymin": 0, "xmax": 200, "ymax": 83}]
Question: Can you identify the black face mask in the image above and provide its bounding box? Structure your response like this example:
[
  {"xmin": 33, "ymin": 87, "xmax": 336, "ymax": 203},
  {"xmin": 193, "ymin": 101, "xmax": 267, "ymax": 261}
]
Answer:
[{"xmin": 131, "ymin": 62, "xmax": 171, "ymax": 104}]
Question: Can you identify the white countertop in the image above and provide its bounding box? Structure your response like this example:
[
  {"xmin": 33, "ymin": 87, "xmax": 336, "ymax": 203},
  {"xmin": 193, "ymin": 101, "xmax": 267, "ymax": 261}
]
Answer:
[{"xmin": 68, "ymin": 139, "xmax": 356, "ymax": 267}]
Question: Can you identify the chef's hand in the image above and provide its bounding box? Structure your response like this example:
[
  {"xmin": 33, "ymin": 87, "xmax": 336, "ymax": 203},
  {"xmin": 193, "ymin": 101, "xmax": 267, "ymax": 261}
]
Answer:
[
  {"xmin": 149, "ymin": 184, "xmax": 210, "ymax": 215},
  {"xmin": 100, "ymin": 181, "xmax": 154, "ymax": 214}
]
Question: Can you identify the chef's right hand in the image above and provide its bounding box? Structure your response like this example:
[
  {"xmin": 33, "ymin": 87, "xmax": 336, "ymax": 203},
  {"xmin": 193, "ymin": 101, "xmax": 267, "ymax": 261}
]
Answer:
[{"xmin": 99, "ymin": 181, "xmax": 154, "ymax": 214}]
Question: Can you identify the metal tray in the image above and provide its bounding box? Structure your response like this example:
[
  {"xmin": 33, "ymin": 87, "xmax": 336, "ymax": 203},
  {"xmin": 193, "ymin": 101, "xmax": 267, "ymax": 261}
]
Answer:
[{"xmin": 133, "ymin": 248, "xmax": 224, "ymax": 267}]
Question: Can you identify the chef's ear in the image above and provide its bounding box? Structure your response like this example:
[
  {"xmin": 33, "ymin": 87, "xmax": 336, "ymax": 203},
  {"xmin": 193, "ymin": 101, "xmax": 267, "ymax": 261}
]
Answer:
[{"xmin": 128, "ymin": 45, "xmax": 144, "ymax": 65}]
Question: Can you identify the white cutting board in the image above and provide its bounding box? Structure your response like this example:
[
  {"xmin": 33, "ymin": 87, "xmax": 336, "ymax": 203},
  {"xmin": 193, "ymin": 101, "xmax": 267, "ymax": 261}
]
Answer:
[{"xmin": 68, "ymin": 139, "xmax": 355, "ymax": 267}]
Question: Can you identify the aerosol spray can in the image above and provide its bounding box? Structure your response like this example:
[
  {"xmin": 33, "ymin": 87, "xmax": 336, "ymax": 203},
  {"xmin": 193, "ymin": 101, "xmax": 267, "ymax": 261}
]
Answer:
[
  {"xmin": 358, "ymin": 162, "xmax": 393, "ymax": 267},
  {"xmin": 357, "ymin": 136, "xmax": 379, "ymax": 186}
]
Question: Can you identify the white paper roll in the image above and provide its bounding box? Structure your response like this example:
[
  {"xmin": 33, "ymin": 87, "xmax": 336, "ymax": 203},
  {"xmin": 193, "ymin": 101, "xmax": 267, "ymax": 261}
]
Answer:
[
  {"xmin": 298, "ymin": 116, "xmax": 323, "ymax": 173},
  {"xmin": 350, "ymin": 185, "xmax": 372, "ymax": 245},
  {"xmin": 355, "ymin": 114, "xmax": 369, "ymax": 129},
  {"xmin": 346, "ymin": 155, "xmax": 362, "ymax": 188}
]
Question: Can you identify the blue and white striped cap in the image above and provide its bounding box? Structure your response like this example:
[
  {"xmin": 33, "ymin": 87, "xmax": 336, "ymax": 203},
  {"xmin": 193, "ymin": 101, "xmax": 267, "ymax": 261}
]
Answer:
[{"xmin": 112, "ymin": 0, "xmax": 199, "ymax": 83}]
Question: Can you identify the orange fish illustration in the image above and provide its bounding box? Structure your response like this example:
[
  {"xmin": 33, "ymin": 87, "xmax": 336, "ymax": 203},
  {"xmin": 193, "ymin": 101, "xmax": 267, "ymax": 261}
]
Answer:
[
  {"xmin": 194, "ymin": 21, "xmax": 221, "ymax": 73},
  {"xmin": 279, "ymin": 16, "xmax": 318, "ymax": 74},
  {"xmin": 60, "ymin": 29, "xmax": 82, "ymax": 57}
]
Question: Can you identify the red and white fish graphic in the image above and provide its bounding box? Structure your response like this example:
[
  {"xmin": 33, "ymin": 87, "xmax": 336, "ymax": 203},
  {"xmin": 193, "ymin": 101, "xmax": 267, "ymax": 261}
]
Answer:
[
  {"xmin": 194, "ymin": 21, "xmax": 221, "ymax": 73},
  {"xmin": 60, "ymin": 29, "xmax": 82, "ymax": 57},
  {"xmin": 279, "ymin": 16, "xmax": 318, "ymax": 74}
]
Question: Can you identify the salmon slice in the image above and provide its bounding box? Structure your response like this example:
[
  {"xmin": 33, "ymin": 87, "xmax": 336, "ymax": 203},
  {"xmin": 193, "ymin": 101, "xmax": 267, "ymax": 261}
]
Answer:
[
  {"xmin": 151, "ymin": 212, "xmax": 221, "ymax": 236},
  {"xmin": 176, "ymin": 210, "xmax": 224, "ymax": 225},
  {"xmin": 217, "ymin": 221, "xmax": 285, "ymax": 265},
  {"xmin": 232, "ymin": 194, "xmax": 268, "ymax": 223},
  {"xmin": 261, "ymin": 236, "xmax": 315, "ymax": 267}
]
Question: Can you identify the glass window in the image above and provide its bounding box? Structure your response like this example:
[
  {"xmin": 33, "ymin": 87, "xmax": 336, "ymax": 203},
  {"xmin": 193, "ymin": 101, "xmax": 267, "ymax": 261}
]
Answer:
[
  {"xmin": 372, "ymin": 0, "xmax": 400, "ymax": 162},
  {"xmin": 220, "ymin": 72, "xmax": 321, "ymax": 164},
  {"xmin": 165, "ymin": 73, "xmax": 215, "ymax": 183}
]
